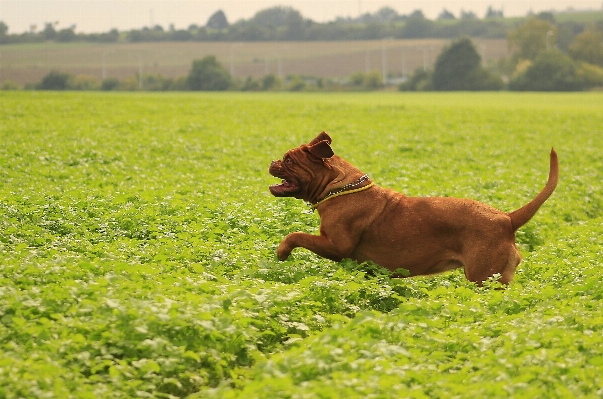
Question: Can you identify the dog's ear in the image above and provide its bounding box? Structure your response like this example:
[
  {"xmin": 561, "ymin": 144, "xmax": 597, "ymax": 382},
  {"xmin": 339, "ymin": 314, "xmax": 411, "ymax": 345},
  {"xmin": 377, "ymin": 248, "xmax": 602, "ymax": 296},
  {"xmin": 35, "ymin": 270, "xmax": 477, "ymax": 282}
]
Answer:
[
  {"xmin": 308, "ymin": 140, "xmax": 334, "ymax": 159},
  {"xmin": 309, "ymin": 131, "xmax": 332, "ymax": 146}
]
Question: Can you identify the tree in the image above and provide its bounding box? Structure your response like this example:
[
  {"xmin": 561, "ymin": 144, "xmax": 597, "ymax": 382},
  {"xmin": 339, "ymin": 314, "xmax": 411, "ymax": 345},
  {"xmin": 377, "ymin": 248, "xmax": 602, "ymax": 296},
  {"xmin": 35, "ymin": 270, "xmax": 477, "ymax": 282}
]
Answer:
[
  {"xmin": 508, "ymin": 18, "xmax": 557, "ymax": 61},
  {"xmin": 535, "ymin": 12, "xmax": 555, "ymax": 24},
  {"xmin": 206, "ymin": 10, "xmax": 229, "ymax": 30},
  {"xmin": 509, "ymin": 50, "xmax": 583, "ymax": 91},
  {"xmin": 252, "ymin": 6, "xmax": 303, "ymax": 28},
  {"xmin": 374, "ymin": 7, "xmax": 400, "ymax": 22},
  {"xmin": 437, "ymin": 9, "xmax": 456, "ymax": 21},
  {"xmin": 56, "ymin": 28, "xmax": 77, "ymax": 42},
  {"xmin": 42, "ymin": 22, "xmax": 57, "ymax": 40},
  {"xmin": 401, "ymin": 10, "xmax": 434, "ymax": 38},
  {"xmin": 0, "ymin": 21, "xmax": 8, "ymax": 36},
  {"xmin": 460, "ymin": 10, "xmax": 477, "ymax": 20},
  {"xmin": 408, "ymin": 10, "xmax": 425, "ymax": 19},
  {"xmin": 186, "ymin": 56, "xmax": 231, "ymax": 91},
  {"xmin": 432, "ymin": 38, "xmax": 483, "ymax": 90},
  {"xmin": 285, "ymin": 8, "xmax": 305, "ymax": 40},
  {"xmin": 431, "ymin": 37, "xmax": 503, "ymax": 90},
  {"xmin": 485, "ymin": 6, "xmax": 503, "ymax": 18},
  {"xmin": 568, "ymin": 27, "xmax": 603, "ymax": 67}
]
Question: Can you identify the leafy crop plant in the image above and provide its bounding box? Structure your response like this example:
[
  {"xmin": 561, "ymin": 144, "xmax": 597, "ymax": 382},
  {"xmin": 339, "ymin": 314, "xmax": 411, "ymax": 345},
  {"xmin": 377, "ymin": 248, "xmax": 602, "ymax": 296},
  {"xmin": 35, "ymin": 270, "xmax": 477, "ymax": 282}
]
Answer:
[{"xmin": 0, "ymin": 91, "xmax": 602, "ymax": 398}]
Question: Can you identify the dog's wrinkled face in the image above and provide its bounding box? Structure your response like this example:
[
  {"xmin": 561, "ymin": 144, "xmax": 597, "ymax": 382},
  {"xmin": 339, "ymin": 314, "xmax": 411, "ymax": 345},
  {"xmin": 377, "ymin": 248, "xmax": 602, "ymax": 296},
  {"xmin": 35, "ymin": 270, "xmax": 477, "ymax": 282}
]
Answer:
[{"xmin": 269, "ymin": 132, "xmax": 335, "ymax": 201}]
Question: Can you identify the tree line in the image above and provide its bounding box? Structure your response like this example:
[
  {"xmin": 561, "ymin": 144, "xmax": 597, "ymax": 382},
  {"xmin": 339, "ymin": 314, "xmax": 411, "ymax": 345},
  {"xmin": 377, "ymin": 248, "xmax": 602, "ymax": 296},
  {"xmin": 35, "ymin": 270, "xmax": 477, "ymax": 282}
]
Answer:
[
  {"xmin": 0, "ymin": 6, "xmax": 602, "ymax": 47},
  {"xmin": 401, "ymin": 15, "xmax": 603, "ymax": 91},
  {"xmin": 2, "ymin": 12, "xmax": 603, "ymax": 92}
]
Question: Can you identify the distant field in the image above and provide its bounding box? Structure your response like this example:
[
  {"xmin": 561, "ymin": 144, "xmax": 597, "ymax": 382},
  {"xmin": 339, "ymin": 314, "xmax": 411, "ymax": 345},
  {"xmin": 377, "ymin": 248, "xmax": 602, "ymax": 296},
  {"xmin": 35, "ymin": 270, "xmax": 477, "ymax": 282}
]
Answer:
[
  {"xmin": 0, "ymin": 39, "xmax": 509, "ymax": 85},
  {"xmin": 1, "ymin": 91, "xmax": 602, "ymax": 398},
  {"xmin": 554, "ymin": 9, "xmax": 603, "ymax": 23}
]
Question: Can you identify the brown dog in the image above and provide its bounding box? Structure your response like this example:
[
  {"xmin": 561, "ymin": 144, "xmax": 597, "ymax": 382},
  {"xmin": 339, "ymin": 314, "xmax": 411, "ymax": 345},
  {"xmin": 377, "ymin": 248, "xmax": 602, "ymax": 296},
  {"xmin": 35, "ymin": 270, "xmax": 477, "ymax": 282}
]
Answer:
[{"xmin": 269, "ymin": 132, "xmax": 558, "ymax": 284}]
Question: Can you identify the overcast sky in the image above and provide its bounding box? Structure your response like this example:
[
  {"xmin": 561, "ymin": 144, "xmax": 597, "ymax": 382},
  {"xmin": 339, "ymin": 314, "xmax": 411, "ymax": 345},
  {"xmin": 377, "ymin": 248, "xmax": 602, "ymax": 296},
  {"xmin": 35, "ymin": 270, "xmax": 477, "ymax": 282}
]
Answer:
[{"xmin": 1, "ymin": 0, "xmax": 602, "ymax": 33}]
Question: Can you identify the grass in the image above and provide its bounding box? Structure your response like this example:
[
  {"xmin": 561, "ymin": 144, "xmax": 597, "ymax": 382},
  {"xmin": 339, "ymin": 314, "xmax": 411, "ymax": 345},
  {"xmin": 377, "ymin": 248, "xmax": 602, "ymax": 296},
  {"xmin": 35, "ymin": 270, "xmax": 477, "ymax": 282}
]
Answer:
[{"xmin": 0, "ymin": 91, "xmax": 602, "ymax": 398}]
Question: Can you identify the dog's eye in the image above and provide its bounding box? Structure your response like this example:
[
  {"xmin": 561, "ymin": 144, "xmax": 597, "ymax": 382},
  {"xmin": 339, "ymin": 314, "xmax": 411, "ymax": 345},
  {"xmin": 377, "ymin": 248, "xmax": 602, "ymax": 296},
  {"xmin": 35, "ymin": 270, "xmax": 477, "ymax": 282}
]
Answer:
[{"xmin": 285, "ymin": 157, "xmax": 294, "ymax": 164}]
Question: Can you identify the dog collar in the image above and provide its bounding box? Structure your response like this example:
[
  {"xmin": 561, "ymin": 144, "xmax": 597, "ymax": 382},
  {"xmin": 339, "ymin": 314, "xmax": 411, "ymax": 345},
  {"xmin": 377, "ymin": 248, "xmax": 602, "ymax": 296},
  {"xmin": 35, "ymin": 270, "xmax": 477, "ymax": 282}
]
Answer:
[{"xmin": 309, "ymin": 174, "xmax": 374, "ymax": 210}]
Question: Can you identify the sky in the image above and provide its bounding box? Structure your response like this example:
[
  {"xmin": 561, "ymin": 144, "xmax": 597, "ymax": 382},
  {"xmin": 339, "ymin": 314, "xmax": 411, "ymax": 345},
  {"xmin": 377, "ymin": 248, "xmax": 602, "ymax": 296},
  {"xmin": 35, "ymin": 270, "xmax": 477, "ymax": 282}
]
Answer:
[{"xmin": 1, "ymin": 0, "xmax": 602, "ymax": 34}]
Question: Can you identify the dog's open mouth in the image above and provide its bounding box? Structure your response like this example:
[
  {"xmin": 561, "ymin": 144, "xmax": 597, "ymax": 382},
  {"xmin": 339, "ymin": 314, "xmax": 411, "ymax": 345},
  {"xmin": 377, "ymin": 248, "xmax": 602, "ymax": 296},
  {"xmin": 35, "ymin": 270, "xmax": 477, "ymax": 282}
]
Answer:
[{"xmin": 269, "ymin": 178, "xmax": 301, "ymax": 196}]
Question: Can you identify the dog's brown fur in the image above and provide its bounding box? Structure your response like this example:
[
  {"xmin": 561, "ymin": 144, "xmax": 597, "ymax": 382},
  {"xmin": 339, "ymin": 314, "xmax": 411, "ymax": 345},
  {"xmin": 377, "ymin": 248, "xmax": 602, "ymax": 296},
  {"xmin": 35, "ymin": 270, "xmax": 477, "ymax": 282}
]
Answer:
[{"xmin": 269, "ymin": 132, "xmax": 558, "ymax": 284}]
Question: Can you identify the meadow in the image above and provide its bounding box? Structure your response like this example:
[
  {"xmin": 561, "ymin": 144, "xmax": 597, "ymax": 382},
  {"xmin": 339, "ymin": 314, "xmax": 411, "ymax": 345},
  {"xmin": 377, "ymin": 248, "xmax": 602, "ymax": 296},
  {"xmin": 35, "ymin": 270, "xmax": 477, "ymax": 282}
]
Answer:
[{"xmin": 0, "ymin": 91, "xmax": 602, "ymax": 398}]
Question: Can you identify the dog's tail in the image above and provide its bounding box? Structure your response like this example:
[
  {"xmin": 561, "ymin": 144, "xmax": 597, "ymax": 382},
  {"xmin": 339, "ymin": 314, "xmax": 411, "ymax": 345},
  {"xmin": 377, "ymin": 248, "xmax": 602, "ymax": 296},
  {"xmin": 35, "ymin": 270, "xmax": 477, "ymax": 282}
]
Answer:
[{"xmin": 508, "ymin": 148, "xmax": 558, "ymax": 232}]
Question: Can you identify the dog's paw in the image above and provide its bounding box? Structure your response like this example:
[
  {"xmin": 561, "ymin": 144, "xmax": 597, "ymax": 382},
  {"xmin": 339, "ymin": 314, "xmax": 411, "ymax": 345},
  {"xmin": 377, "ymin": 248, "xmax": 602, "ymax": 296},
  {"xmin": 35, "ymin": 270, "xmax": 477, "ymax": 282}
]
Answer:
[
  {"xmin": 276, "ymin": 250, "xmax": 290, "ymax": 261},
  {"xmin": 276, "ymin": 242, "xmax": 292, "ymax": 261}
]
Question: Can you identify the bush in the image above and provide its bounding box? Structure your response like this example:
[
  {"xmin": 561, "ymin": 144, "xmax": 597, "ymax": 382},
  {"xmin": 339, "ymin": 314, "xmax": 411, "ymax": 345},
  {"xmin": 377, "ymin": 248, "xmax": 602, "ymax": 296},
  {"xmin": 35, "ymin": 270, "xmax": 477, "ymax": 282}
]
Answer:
[
  {"xmin": 261, "ymin": 74, "xmax": 281, "ymax": 90},
  {"xmin": 349, "ymin": 71, "xmax": 365, "ymax": 86},
  {"xmin": 71, "ymin": 75, "xmax": 100, "ymax": 90},
  {"xmin": 509, "ymin": 50, "xmax": 584, "ymax": 91},
  {"xmin": 1, "ymin": 80, "xmax": 19, "ymax": 90},
  {"xmin": 287, "ymin": 75, "xmax": 306, "ymax": 91},
  {"xmin": 186, "ymin": 56, "xmax": 231, "ymax": 91},
  {"xmin": 241, "ymin": 76, "xmax": 261, "ymax": 91},
  {"xmin": 398, "ymin": 68, "xmax": 433, "ymax": 91},
  {"xmin": 118, "ymin": 76, "xmax": 141, "ymax": 91},
  {"xmin": 170, "ymin": 76, "xmax": 189, "ymax": 91},
  {"xmin": 101, "ymin": 78, "xmax": 120, "ymax": 91},
  {"xmin": 362, "ymin": 71, "xmax": 384, "ymax": 89},
  {"xmin": 141, "ymin": 74, "xmax": 175, "ymax": 91},
  {"xmin": 347, "ymin": 70, "xmax": 383, "ymax": 90},
  {"xmin": 37, "ymin": 70, "xmax": 72, "ymax": 90},
  {"xmin": 577, "ymin": 62, "xmax": 603, "ymax": 88},
  {"xmin": 467, "ymin": 68, "xmax": 504, "ymax": 90}
]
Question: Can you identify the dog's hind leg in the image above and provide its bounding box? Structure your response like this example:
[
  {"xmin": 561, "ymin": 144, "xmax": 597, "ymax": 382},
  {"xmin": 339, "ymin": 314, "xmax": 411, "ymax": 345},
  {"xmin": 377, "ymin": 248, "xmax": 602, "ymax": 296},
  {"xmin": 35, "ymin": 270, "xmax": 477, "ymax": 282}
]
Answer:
[
  {"xmin": 463, "ymin": 242, "xmax": 522, "ymax": 286},
  {"xmin": 498, "ymin": 245, "xmax": 522, "ymax": 285}
]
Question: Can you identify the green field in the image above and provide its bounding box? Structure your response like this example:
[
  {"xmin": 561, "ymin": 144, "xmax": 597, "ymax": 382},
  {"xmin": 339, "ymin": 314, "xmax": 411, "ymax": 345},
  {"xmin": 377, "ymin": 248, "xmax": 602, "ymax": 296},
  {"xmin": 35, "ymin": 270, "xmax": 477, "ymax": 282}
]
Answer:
[
  {"xmin": 0, "ymin": 91, "xmax": 602, "ymax": 398},
  {"xmin": 0, "ymin": 39, "xmax": 508, "ymax": 86}
]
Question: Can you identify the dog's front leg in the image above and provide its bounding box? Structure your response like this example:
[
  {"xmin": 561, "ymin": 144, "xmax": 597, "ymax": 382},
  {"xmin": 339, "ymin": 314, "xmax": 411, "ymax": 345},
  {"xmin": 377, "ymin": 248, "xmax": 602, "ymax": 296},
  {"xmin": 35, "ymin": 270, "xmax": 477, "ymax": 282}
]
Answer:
[{"xmin": 277, "ymin": 231, "xmax": 356, "ymax": 262}]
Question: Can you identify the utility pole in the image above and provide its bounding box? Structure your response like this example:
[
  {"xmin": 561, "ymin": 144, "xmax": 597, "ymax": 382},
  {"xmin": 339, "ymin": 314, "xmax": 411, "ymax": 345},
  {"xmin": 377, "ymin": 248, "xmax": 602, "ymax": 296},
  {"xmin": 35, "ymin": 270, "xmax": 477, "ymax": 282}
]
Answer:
[
  {"xmin": 401, "ymin": 47, "xmax": 406, "ymax": 77},
  {"xmin": 139, "ymin": 59, "xmax": 144, "ymax": 89},
  {"xmin": 278, "ymin": 54, "xmax": 283, "ymax": 79},
  {"xmin": 546, "ymin": 30, "xmax": 554, "ymax": 50},
  {"xmin": 230, "ymin": 42, "xmax": 242, "ymax": 78},
  {"xmin": 382, "ymin": 37, "xmax": 393, "ymax": 84},
  {"xmin": 422, "ymin": 47, "xmax": 429, "ymax": 71},
  {"xmin": 102, "ymin": 49, "xmax": 115, "ymax": 80}
]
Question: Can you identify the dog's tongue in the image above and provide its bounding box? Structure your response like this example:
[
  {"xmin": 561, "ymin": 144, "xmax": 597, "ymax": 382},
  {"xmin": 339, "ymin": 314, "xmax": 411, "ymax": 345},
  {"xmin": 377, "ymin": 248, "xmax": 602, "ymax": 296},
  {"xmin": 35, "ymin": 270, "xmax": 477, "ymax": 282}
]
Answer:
[{"xmin": 269, "ymin": 179, "xmax": 300, "ymax": 196}]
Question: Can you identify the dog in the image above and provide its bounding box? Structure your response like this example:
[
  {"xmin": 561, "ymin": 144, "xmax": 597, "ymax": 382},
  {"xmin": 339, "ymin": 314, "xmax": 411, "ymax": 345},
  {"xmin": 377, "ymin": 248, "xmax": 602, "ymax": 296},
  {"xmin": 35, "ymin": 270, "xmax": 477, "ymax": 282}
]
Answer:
[{"xmin": 268, "ymin": 132, "xmax": 558, "ymax": 285}]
